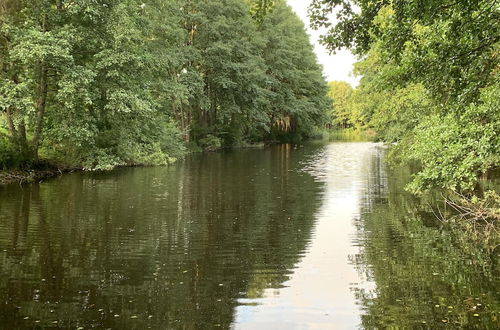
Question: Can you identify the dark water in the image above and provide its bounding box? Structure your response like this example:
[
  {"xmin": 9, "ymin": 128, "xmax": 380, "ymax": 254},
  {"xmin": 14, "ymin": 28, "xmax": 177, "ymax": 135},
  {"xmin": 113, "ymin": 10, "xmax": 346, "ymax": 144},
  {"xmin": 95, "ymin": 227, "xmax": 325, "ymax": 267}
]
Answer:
[{"xmin": 0, "ymin": 143, "xmax": 498, "ymax": 329}]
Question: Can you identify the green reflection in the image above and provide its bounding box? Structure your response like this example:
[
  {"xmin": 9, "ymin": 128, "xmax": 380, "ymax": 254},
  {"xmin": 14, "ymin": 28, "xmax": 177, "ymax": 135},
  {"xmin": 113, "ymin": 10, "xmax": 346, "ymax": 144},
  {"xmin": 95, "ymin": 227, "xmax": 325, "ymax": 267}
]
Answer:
[
  {"xmin": 0, "ymin": 144, "xmax": 323, "ymax": 329},
  {"xmin": 1, "ymin": 143, "xmax": 498, "ymax": 329},
  {"xmin": 354, "ymin": 163, "xmax": 500, "ymax": 329}
]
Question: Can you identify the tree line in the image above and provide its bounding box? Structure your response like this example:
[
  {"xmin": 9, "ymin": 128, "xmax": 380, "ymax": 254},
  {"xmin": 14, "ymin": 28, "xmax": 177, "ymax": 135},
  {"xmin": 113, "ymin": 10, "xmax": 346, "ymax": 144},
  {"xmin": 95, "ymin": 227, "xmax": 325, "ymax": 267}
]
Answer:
[
  {"xmin": 317, "ymin": 0, "xmax": 499, "ymax": 197},
  {"xmin": 0, "ymin": 0, "xmax": 330, "ymax": 170}
]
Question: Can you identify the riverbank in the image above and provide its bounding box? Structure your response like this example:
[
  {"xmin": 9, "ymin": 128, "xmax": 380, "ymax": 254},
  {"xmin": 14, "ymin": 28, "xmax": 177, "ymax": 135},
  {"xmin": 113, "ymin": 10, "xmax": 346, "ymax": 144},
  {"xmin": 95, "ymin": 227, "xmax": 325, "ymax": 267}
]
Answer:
[
  {"xmin": 0, "ymin": 142, "xmax": 269, "ymax": 186},
  {"xmin": 0, "ymin": 167, "xmax": 77, "ymax": 185},
  {"xmin": 0, "ymin": 128, "xmax": 372, "ymax": 186},
  {"xmin": 328, "ymin": 128, "xmax": 376, "ymax": 142}
]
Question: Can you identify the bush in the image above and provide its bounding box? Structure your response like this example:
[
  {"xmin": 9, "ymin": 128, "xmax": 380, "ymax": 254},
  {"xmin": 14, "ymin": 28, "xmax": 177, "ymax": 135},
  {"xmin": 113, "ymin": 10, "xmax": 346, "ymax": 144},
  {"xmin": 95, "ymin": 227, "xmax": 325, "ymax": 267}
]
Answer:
[
  {"xmin": 82, "ymin": 149, "xmax": 122, "ymax": 171},
  {"xmin": 396, "ymin": 84, "xmax": 500, "ymax": 194},
  {"xmin": 186, "ymin": 141, "xmax": 202, "ymax": 153},
  {"xmin": 198, "ymin": 135, "xmax": 222, "ymax": 151},
  {"xmin": 158, "ymin": 121, "xmax": 186, "ymax": 160},
  {"xmin": 0, "ymin": 135, "xmax": 21, "ymax": 170},
  {"xmin": 310, "ymin": 127, "xmax": 330, "ymax": 140},
  {"xmin": 75, "ymin": 120, "xmax": 186, "ymax": 170}
]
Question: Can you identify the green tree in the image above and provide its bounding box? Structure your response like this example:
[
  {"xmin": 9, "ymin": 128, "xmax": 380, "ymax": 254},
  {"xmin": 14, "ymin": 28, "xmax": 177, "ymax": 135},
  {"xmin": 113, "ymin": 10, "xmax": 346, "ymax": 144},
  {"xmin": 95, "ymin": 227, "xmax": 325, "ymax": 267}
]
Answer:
[
  {"xmin": 310, "ymin": 0, "xmax": 500, "ymax": 194},
  {"xmin": 1, "ymin": 0, "xmax": 186, "ymax": 169},
  {"xmin": 189, "ymin": 0, "xmax": 269, "ymax": 146},
  {"xmin": 247, "ymin": 0, "xmax": 276, "ymax": 23},
  {"xmin": 1, "ymin": 0, "xmax": 331, "ymax": 169},
  {"xmin": 327, "ymin": 81, "xmax": 353, "ymax": 128},
  {"xmin": 1, "ymin": 0, "xmax": 77, "ymax": 161},
  {"xmin": 261, "ymin": 1, "xmax": 330, "ymax": 142}
]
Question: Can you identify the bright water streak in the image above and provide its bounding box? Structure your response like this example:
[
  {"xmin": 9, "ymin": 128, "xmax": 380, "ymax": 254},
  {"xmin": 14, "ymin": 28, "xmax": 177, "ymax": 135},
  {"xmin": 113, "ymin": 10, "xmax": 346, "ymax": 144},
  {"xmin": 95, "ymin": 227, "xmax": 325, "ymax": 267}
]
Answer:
[{"xmin": 234, "ymin": 142, "xmax": 381, "ymax": 329}]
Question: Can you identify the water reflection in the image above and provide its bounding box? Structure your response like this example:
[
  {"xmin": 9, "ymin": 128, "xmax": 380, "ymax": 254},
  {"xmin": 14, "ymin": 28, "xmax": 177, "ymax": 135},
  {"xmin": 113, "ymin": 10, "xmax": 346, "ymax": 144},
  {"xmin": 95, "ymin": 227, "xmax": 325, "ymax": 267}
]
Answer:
[
  {"xmin": 0, "ymin": 142, "xmax": 498, "ymax": 329},
  {"xmin": 353, "ymin": 163, "xmax": 500, "ymax": 329},
  {"xmin": 233, "ymin": 142, "xmax": 383, "ymax": 329},
  {"xmin": 0, "ymin": 144, "xmax": 323, "ymax": 329}
]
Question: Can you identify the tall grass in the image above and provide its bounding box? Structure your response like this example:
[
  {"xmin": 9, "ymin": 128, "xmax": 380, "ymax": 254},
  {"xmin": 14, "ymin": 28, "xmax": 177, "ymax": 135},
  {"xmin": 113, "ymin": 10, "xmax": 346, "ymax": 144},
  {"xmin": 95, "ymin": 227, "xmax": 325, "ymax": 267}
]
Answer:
[{"xmin": 328, "ymin": 128, "xmax": 376, "ymax": 142}]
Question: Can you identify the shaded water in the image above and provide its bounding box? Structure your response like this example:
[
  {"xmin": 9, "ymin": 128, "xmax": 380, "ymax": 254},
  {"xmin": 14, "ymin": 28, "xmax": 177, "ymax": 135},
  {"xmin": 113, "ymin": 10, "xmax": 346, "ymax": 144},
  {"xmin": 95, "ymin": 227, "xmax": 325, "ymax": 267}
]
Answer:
[{"xmin": 0, "ymin": 142, "xmax": 498, "ymax": 329}]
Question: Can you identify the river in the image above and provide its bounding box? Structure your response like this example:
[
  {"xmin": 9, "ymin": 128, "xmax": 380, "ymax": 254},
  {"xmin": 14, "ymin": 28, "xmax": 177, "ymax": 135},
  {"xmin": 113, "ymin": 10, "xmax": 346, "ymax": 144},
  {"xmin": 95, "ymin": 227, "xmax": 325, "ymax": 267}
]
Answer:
[{"xmin": 0, "ymin": 142, "xmax": 498, "ymax": 329}]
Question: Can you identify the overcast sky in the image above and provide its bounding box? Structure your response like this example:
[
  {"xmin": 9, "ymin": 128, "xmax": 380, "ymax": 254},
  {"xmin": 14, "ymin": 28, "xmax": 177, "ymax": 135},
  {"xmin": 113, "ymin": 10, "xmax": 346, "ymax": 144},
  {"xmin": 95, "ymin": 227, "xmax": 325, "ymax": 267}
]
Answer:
[{"xmin": 286, "ymin": 0, "xmax": 360, "ymax": 87}]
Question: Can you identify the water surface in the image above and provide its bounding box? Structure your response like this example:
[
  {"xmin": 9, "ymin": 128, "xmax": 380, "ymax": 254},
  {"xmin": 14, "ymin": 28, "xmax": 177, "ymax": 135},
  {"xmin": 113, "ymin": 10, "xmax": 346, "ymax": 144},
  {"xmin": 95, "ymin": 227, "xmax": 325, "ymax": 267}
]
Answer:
[{"xmin": 0, "ymin": 142, "xmax": 498, "ymax": 329}]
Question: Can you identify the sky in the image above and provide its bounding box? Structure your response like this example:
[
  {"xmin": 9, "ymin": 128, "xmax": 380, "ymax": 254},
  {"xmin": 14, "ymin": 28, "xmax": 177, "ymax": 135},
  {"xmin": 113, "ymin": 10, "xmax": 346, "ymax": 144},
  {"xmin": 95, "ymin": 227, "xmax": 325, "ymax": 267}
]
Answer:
[{"xmin": 286, "ymin": 0, "xmax": 360, "ymax": 87}]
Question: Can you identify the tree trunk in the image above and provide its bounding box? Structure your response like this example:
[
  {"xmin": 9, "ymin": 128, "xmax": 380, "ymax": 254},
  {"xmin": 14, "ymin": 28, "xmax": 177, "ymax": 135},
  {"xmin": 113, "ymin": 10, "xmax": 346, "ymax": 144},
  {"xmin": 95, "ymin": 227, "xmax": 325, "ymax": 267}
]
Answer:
[
  {"xmin": 31, "ymin": 14, "xmax": 49, "ymax": 162},
  {"xmin": 17, "ymin": 120, "xmax": 30, "ymax": 159},
  {"xmin": 5, "ymin": 107, "xmax": 30, "ymax": 160},
  {"xmin": 5, "ymin": 107, "xmax": 17, "ymax": 139},
  {"xmin": 32, "ymin": 62, "xmax": 48, "ymax": 161}
]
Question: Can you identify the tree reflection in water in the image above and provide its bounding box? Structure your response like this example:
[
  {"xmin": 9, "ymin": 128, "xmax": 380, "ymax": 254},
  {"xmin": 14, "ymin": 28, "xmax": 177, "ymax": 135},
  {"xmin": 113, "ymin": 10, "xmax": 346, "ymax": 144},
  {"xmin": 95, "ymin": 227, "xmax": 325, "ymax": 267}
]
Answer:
[
  {"xmin": 0, "ymin": 143, "xmax": 498, "ymax": 329},
  {"xmin": 353, "ymin": 159, "xmax": 499, "ymax": 329}
]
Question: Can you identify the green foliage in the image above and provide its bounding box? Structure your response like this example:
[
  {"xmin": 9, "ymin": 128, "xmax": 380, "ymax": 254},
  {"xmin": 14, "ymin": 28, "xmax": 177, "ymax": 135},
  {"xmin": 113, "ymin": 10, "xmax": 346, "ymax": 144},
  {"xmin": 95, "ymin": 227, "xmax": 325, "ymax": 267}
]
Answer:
[
  {"xmin": 188, "ymin": 0, "xmax": 269, "ymax": 143},
  {"xmin": 327, "ymin": 81, "xmax": 353, "ymax": 128},
  {"xmin": 0, "ymin": 134, "xmax": 20, "ymax": 169},
  {"xmin": 247, "ymin": 0, "xmax": 276, "ymax": 23},
  {"xmin": 398, "ymin": 83, "xmax": 500, "ymax": 193},
  {"xmin": 310, "ymin": 0, "xmax": 499, "ymax": 194},
  {"xmin": 353, "ymin": 82, "xmax": 434, "ymax": 143},
  {"xmin": 198, "ymin": 135, "xmax": 222, "ymax": 152},
  {"xmin": 0, "ymin": 0, "xmax": 330, "ymax": 172},
  {"xmin": 261, "ymin": 1, "xmax": 331, "ymax": 141},
  {"xmin": 81, "ymin": 149, "xmax": 121, "ymax": 172}
]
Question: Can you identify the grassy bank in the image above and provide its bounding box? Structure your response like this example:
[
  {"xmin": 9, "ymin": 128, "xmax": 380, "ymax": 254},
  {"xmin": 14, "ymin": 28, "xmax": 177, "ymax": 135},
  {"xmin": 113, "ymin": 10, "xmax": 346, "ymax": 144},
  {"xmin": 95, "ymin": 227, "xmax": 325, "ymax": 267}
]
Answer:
[
  {"xmin": 328, "ymin": 128, "xmax": 377, "ymax": 142},
  {"xmin": 0, "ymin": 140, "xmax": 271, "ymax": 186}
]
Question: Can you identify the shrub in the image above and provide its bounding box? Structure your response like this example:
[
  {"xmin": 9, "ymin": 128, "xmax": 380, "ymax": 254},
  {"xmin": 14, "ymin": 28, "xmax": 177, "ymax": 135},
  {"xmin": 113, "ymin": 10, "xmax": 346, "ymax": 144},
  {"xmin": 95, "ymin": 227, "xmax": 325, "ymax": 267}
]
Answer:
[
  {"xmin": 158, "ymin": 121, "xmax": 186, "ymax": 160},
  {"xmin": 198, "ymin": 135, "xmax": 222, "ymax": 151},
  {"xmin": 396, "ymin": 84, "xmax": 500, "ymax": 194},
  {"xmin": 0, "ymin": 135, "xmax": 21, "ymax": 170}
]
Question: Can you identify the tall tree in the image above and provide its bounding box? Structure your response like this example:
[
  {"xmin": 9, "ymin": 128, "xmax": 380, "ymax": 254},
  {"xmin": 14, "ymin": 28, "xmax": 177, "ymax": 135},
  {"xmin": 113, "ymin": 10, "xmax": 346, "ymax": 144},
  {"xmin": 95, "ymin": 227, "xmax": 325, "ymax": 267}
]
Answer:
[
  {"xmin": 1, "ymin": 0, "xmax": 332, "ymax": 169},
  {"xmin": 309, "ymin": 0, "xmax": 500, "ymax": 193},
  {"xmin": 327, "ymin": 81, "xmax": 353, "ymax": 128},
  {"xmin": 187, "ymin": 0, "xmax": 269, "ymax": 145},
  {"xmin": 261, "ymin": 1, "xmax": 330, "ymax": 141}
]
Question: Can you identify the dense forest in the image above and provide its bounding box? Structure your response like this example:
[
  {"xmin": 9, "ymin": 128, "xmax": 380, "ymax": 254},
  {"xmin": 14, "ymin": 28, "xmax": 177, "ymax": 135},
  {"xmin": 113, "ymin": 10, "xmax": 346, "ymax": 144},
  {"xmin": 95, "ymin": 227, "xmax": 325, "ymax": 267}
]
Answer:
[
  {"xmin": 318, "ymin": 0, "xmax": 499, "ymax": 202},
  {"xmin": 1, "ymin": 0, "xmax": 499, "ymax": 209},
  {"xmin": 0, "ymin": 0, "xmax": 330, "ymax": 170}
]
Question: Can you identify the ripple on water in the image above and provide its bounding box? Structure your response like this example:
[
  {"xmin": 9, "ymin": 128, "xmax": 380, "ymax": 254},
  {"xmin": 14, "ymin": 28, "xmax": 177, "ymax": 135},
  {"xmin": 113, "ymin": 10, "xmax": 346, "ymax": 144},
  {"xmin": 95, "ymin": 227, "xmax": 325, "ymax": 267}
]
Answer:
[{"xmin": 0, "ymin": 143, "xmax": 497, "ymax": 329}]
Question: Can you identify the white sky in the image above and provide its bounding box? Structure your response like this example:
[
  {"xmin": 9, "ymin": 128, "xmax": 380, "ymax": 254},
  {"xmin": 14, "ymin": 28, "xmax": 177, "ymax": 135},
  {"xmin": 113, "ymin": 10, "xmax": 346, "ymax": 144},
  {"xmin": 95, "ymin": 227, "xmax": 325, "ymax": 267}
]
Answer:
[{"xmin": 286, "ymin": 0, "xmax": 360, "ymax": 87}]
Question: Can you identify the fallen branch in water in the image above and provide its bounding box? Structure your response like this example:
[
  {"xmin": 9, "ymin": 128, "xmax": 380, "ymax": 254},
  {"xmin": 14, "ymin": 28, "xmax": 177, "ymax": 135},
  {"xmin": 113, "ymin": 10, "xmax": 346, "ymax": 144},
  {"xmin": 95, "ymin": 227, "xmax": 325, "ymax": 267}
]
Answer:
[
  {"xmin": 0, "ymin": 168, "xmax": 72, "ymax": 185},
  {"xmin": 427, "ymin": 191, "xmax": 499, "ymax": 250},
  {"xmin": 444, "ymin": 191, "xmax": 500, "ymax": 224}
]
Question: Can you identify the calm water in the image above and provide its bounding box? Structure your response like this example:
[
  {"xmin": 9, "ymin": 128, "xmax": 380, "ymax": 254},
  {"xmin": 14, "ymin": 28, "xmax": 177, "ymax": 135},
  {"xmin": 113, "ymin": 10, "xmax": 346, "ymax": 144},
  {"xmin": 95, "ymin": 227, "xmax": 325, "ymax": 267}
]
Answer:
[{"xmin": 0, "ymin": 142, "xmax": 498, "ymax": 329}]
